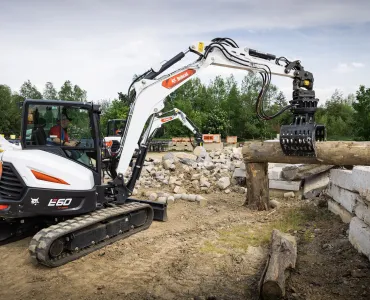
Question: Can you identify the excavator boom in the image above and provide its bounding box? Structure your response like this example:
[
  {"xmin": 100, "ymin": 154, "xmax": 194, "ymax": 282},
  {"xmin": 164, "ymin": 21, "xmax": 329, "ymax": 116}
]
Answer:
[{"xmin": 116, "ymin": 38, "xmax": 325, "ymax": 179}]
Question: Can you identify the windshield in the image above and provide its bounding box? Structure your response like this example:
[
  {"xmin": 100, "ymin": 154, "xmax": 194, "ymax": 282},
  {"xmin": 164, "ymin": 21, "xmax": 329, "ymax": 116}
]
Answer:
[{"xmin": 23, "ymin": 102, "xmax": 98, "ymax": 171}]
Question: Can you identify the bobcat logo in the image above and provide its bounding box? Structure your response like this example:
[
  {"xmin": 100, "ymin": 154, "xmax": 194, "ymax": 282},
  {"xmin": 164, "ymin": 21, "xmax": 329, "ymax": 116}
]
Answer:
[{"xmin": 31, "ymin": 197, "xmax": 39, "ymax": 205}]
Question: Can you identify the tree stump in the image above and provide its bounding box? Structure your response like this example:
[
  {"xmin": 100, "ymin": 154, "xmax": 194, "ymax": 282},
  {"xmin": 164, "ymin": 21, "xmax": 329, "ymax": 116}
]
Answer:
[
  {"xmin": 259, "ymin": 229, "xmax": 297, "ymax": 300},
  {"xmin": 244, "ymin": 162, "xmax": 269, "ymax": 210}
]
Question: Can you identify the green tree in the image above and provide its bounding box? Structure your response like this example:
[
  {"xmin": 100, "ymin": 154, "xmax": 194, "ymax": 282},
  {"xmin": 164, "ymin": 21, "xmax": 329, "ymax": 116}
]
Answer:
[
  {"xmin": 352, "ymin": 85, "xmax": 370, "ymax": 140},
  {"xmin": 43, "ymin": 82, "xmax": 58, "ymax": 100},
  {"xmin": 100, "ymin": 98, "xmax": 130, "ymax": 134},
  {"xmin": 0, "ymin": 85, "xmax": 22, "ymax": 136},
  {"xmin": 19, "ymin": 80, "xmax": 42, "ymax": 99},
  {"xmin": 58, "ymin": 80, "xmax": 87, "ymax": 102}
]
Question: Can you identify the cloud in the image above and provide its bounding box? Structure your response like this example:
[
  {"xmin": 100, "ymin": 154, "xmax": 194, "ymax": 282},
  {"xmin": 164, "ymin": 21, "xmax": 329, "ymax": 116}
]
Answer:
[
  {"xmin": 334, "ymin": 62, "xmax": 365, "ymax": 73},
  {"xmin": 0, "ymin": 1, "xmax": 369, "ymax": 103}
]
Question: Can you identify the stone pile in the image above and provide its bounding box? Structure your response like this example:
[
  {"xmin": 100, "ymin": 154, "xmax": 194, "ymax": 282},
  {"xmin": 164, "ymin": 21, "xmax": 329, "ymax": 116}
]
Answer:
[{"xmin": 124, "ymin": 146, "xmax": 248, "ymax": 201}]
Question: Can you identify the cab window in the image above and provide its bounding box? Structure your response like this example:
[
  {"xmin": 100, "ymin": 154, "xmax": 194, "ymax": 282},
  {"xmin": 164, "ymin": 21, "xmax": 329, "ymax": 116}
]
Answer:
[{"xmin": 24, "ymin": 103, "xmax": 97, "ymax": 170}]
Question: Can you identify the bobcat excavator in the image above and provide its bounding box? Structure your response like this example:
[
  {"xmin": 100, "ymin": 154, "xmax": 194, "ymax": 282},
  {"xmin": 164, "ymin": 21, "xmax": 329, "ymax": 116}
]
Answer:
[{"xmin": 0, "ymin": 37, "xmax": 326, "ymax": 267}]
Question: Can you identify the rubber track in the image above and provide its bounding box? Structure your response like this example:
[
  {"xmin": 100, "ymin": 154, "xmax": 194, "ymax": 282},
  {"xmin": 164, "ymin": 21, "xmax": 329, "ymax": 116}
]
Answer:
[{"xmin": 28, "ymin": 202, "xmax": 153, "ymax": 267}]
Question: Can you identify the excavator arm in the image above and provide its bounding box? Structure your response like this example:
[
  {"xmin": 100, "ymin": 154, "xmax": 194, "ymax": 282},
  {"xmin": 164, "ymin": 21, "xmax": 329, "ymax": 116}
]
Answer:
[
  {"xmin": 141, "ymin": 108, "xmax": 203, "ymax": 146},
  {"xmin": 115, "ymin": 37, "xmax": 326, "ymax": 194}
]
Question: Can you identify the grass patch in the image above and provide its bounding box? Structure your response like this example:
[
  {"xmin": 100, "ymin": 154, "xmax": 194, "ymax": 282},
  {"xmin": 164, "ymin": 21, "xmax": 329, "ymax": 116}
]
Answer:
[{"xmin": 200, "ymin": 204, "xmax": 328, "ymax": 254}]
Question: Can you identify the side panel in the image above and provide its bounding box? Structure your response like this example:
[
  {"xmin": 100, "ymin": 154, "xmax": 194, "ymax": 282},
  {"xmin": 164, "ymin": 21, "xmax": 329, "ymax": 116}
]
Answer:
[
  {"xmin": 2, "ymin": 150, "xmax": 95, "ymax": 190},
  {"xmin": 0, "ymin": 187, "xmax": 97, "ymax": 218}
]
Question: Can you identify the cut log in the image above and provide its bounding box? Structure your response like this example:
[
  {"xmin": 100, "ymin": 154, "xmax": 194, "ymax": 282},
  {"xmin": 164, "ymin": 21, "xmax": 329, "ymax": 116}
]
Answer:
[
  {"xmin": 281, "ymin": 164, "xmax": 333, "ymax": 181},
  {"xmin": 244, "ymin": 162, "xmax": 269, "ymax": 210},
  {"xmin": 242, "ymin": 140, "xmax": 370, "ymax": 165},
  {"xmin": 259, "ymin": 229, "xmax": 297, "ymax": 300}
]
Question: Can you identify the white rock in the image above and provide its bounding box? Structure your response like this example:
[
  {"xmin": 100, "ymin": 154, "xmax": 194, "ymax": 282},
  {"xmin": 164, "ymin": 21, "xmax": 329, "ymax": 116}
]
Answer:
[
  {"xmin": 182, "ymin": 165, "xmax": 190, "ymax": 173},
  {"xmin": 149, "ymin": 193, "xmax": 158, "ymax": 201},
  {"xmin": 169, "ymin": 176, "xmax": 177, "ymax": 185},
  {"xmin": 269, "ymin": 199, "xmax": 281, "ymax": 209},
  {"xmin": 225, "ymin": 189, "xmax": 230, "ymax": 194},
  {"xmin": 169, "ymin": 164, "xmax": 176, "ymax": 171},
  {"xmin": 284, "ymin": 191, "xmax": 295, "ymax": 198},
  {"xmin": 200, "ymin": 177, "xmax": 211, "ymax": 188},
  {"xmin": 188, "ymin": 194, "xmax": 197, "ymax": 201},
  {"xmin": 204, "ymin": 161, "xmax": 216, "ymax": 170},
  {"xmin": 162, "ymin": 152, "xmax": 179, "ymax": 163},
  {"xmin": 192, "ymin": 180, "xmax": 200, "ymax": 189},
  {"xmin": 153, "ymin": 159, "xmax": 161, "ymax": 165},
  {"xmin": 174, "ymin": 186, "xmax": 186, "ymax": 194},
  {"xmin": 163, "ymin": 159, "xmax": 174, "ymax": 170},
  {"xmin": 157, "ymin": 196, "xmax": 167, "ymax": 203},
  {"xmin": 167, "ymin": 196, "xmax": 175, "ymax": 204},
  {"xmin": 217, "ymin": 177, "xmax": 231, "ymax": 190},
  {"xmin": 174, "ymin": 194, "xmax": 182, "ymax": 200},
  {"xmin": 132, "ymin": 188, "xmax": 138, "ymax": 196},
  {"xmin": 181, "ymin": 194, "xmax": 189, "ymax": 200},
  {"xmin": 193, "ymin": 146, "xmax": 207, "ymax": 157},
  {"xmin": 191, "ymin": 173, "xmax": 201, "ymax": 180}
]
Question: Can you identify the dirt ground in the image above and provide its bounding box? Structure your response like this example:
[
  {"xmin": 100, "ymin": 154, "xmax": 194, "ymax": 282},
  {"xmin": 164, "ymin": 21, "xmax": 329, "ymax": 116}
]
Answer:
[{"xmin": 0, "ymin": 191, "xmax": 370, "ymax": 300}]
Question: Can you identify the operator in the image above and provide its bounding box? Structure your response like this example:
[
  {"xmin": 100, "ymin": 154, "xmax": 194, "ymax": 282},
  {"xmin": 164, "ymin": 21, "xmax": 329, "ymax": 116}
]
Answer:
[{"xmin": 49, "ymin": 114, "xmax": 78, "ymax": 146}]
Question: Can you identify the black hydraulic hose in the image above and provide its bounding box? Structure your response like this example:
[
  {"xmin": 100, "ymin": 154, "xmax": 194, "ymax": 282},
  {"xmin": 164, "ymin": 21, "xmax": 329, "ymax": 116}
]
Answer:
[{"xmin": 144, "ymin": 52, "xmax": 186, "ymax": 80}]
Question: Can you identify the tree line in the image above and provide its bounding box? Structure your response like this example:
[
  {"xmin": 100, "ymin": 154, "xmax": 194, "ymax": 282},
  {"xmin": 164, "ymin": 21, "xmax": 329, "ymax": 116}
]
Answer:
[{"xmin": 1, "ymin": 75, "xmax": 369, "ymax": 141}]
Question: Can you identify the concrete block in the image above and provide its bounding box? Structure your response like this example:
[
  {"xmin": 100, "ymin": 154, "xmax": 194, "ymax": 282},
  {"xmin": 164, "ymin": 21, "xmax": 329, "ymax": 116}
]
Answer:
[
  {"xmin": 268, "ymin": 167, "xmax": 284, "ymax": 180},
  {"xmin": 354, "ymin": 203, "xmax": 370, "ymax": 227},
  {"xmin": 303, "ymin": 171, "xmax": 330, "ymax": 199},
  {"xmin": 269, "ymin": 179, "xmax": 302, "ymax": 191},
  {"xmin": 352, "ymin": 166, "xmax": 370, "ymax": 193},
  {"xmin": 330, "ymin": 169, "xmax": 355, "ymax": 191},
  {"xmin": 233, "ymin": 168, "xmax": 246, "ymax": 178},
  {"xmin": 327, "ymin": 183, "xmax": 358, "ymax": 213},
  {"xmin": 330, "ymin": 168, "xmax": 355, "ymax": 191},
  {"xmin": 349, "ymin": 217, "xmax": 370, "ymax": 261},
  {"xmin": 328, "ymin": 199, "xmax": 353, "ymax": 223}
]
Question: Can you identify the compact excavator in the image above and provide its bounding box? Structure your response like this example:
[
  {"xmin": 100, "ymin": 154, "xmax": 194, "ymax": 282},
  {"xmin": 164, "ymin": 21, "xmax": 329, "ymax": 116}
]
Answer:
[{"xmin": 0, "ymin": 37, "xmax": 326, "ymax": 267}]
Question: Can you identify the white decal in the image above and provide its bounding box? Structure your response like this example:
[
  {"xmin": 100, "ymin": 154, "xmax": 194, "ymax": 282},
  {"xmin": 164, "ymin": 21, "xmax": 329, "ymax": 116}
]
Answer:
[
  {"xmin": 48, "ymin": 198, "xmax": 72, "ymax": 207},
  {"xmin": 31, "ymin": 197, "xmax": 39, "ymax": 205}
]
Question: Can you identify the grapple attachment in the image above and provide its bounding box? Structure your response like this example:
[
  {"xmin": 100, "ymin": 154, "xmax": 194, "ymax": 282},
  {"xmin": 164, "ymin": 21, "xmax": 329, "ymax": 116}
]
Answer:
[{"xmin": 280, "ymin": 123, "xmax": 326, "ymax": 157}]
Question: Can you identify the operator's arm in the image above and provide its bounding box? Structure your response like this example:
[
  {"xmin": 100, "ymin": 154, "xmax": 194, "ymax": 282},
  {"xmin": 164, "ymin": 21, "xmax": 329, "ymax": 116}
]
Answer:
[{"xmin": 50, "ymin": 136, "xmax": 78, "ymax": 147}]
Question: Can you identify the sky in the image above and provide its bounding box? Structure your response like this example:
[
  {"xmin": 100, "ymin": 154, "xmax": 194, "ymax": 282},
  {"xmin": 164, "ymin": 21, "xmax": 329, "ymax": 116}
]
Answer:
[{"xmin": 1, "ymin": 0, "xmax": 369, "ymax": 105}]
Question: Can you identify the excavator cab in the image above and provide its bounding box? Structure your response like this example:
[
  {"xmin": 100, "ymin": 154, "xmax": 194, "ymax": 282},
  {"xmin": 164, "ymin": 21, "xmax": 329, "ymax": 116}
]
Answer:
[
  {"xmin": 107, "ymin": 119, "xmax": 126, "ymax": 137},
  {"xmin": 21, "ymin": 99, "xmax": 102, "ymax": 177}
]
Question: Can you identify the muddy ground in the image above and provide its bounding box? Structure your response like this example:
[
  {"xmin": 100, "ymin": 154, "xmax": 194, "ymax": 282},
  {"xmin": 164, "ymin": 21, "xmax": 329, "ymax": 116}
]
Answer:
[{"xmin": 1, "ymin": 191, "xmax": 370, "ymax": 300}]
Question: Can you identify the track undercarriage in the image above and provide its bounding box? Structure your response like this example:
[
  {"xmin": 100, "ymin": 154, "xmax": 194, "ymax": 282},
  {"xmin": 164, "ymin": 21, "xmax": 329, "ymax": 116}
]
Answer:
[{"xmin": 28, "ymin": 202, "xmax": 153, "ymax": 267}]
